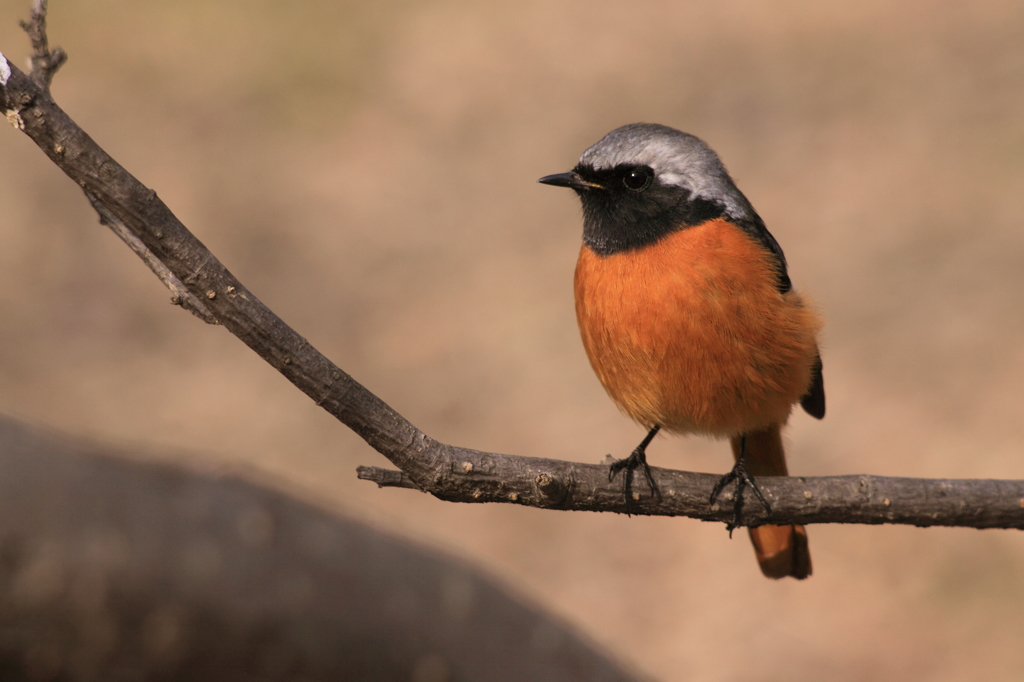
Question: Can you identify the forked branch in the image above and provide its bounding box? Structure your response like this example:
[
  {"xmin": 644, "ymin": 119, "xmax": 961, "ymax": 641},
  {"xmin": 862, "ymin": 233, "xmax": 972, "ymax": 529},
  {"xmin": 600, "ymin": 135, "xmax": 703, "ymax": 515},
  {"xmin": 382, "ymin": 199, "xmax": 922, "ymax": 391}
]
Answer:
[{"xmin": 2, "ymin": 5, "xmax": 1022, "ymax": 530}]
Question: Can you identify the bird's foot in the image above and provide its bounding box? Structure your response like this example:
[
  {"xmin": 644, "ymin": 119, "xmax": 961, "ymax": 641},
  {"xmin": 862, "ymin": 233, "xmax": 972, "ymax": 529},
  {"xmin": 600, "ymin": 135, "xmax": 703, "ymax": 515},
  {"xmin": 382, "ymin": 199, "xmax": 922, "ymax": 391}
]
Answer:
[
  {"xmin": 709, "ymin": 455, "xmax": 771, "ymax": 537},
  {"xmin": 608, "ymin": 426, "xmax": 662, "ymax": 515}
]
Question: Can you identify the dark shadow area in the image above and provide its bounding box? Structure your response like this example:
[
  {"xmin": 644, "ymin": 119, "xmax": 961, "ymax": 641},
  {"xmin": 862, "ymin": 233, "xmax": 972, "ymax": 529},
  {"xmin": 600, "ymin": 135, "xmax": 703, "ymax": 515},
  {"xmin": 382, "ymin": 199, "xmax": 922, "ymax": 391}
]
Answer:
[{"xmin": 0, "ymin": 416, "xmax": 639, "ymax": 682}]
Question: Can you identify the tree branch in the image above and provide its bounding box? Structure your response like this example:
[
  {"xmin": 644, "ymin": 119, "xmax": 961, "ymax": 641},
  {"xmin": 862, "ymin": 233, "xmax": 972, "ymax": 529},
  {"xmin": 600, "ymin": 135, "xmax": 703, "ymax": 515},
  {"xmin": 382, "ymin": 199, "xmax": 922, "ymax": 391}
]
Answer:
[
  {"xmin": 2, "ymin": 6, "xmax": 1022, "ymax": 530},
  {"xmin": 84, "ymin": 189, "xmax": 219, "ymax": 324}
]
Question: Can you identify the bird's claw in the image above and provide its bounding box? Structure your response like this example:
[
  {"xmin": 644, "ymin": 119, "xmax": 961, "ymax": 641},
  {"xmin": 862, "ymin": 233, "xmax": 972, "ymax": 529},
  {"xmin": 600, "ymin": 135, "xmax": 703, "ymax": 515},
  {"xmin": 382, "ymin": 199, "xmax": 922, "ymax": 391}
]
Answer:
[
  {"xmin": 709, "ymin": 455, "xmax": 771, "ymax": 536},
  {"xmin": 608, "ymin": 445, "xmax": 661, "ymax": 515}
]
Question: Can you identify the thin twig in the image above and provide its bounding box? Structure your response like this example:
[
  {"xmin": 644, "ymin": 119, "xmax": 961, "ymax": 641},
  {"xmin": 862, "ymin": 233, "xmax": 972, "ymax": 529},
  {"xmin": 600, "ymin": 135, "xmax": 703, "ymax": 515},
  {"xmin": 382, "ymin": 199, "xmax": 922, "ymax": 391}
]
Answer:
[
  {"xmin": 357, "ymin": 466, "xmax": 422, "ymax": 490},
  {"xmin": 19, "ymin": 0, "xmax": 65, "ymax": 93}
]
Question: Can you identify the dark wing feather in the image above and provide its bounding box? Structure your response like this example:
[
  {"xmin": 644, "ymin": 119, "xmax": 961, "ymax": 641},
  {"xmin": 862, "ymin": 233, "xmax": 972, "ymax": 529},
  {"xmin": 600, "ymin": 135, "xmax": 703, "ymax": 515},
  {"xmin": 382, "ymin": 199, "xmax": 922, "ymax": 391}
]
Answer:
[
  {"xmin": 731, "ymin": 214, "xmax": 792, "ymax": 294},
  {"xmin": 800, "ymin": 353, "xmax": 826, "ymax": 419}
]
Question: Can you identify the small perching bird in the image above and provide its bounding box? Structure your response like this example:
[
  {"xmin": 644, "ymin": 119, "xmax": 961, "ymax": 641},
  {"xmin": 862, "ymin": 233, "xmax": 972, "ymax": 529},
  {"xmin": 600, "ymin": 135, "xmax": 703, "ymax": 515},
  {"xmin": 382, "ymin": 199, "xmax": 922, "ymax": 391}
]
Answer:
[{"xmin": 540, "ymin": 123, "xmax": 825, "ymax": 579}]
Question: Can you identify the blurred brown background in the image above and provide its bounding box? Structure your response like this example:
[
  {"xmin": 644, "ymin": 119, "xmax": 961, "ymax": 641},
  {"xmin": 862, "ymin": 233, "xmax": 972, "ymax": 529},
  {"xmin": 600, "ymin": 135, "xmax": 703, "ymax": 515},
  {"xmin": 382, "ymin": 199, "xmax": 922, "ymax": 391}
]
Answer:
[{"xmin": 2, "ymin": 0, "xmax": 1023, "ymax": 679}]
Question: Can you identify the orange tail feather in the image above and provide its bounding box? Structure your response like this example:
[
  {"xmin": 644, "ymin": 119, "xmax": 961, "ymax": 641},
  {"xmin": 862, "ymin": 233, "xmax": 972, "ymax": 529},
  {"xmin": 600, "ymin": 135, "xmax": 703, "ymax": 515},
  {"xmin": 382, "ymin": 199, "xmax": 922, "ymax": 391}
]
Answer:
[{"xmin": 730, "ymin": 425, "xmax": 812, "ymax": 580}]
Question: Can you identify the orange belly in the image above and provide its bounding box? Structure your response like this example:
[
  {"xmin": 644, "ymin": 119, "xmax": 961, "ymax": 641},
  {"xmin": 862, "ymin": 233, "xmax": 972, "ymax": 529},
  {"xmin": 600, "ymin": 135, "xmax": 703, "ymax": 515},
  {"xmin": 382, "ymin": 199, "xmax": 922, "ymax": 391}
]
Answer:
[{"xmin": 574, "ymin": 218, "xmax": 821, "ymax": 436}]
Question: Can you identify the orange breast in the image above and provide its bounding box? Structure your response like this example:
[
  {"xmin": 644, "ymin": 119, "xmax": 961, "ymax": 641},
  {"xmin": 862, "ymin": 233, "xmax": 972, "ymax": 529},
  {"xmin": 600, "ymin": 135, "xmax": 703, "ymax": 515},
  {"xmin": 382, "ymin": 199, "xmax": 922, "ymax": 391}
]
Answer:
[{"xmin": 574, "ymin": 218, "xmax": 821, "ymax": 437}]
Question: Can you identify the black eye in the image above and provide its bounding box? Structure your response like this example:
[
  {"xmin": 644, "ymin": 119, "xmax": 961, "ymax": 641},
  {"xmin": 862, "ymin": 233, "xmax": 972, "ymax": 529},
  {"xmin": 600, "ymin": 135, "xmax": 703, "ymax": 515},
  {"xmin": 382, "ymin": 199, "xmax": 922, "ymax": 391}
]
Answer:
[{"xmin": 622, "ymin": 167, "xmax": 652, "ymax": 191}]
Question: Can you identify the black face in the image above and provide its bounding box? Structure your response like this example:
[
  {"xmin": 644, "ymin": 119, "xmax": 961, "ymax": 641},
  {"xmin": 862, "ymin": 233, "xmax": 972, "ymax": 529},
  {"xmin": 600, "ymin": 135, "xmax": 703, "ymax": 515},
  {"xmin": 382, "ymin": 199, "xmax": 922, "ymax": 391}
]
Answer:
[
  {"xmin": 538, "ymin": 158, "xmax": 792, "ymax": 293},
  {"xmin": 570, "ymin": 163, "xmax": 726, "ymax": 256}
]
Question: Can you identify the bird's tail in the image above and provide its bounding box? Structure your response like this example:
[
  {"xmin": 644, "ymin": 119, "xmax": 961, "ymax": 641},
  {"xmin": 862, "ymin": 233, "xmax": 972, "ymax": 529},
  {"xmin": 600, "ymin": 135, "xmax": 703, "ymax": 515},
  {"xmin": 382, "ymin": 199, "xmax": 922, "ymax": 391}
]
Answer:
[{"xmin": 730, "ymin": 424, "xmax": 812, "ymax": 579}]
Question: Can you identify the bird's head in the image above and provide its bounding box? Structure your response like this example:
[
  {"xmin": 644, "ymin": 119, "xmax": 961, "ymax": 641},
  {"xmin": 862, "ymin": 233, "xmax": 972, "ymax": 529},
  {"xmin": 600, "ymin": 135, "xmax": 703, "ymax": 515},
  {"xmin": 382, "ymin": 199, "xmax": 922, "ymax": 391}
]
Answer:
[{"xmin": 539, "ymin": 123, "xmax": 755, "ymax": 255}]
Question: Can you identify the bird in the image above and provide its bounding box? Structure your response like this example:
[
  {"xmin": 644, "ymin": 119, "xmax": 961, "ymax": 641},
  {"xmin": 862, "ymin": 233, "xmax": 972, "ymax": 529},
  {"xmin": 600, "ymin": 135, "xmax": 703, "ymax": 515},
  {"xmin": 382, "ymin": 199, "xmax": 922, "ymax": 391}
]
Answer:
[{"xmin": 539, "ymin": 123, "xmax": 824, "ymax": 580}]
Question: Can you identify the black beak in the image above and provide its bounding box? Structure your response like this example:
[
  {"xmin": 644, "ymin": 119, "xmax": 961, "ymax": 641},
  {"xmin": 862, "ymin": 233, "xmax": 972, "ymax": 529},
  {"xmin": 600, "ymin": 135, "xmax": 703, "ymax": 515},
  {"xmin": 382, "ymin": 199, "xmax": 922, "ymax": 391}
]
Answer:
[{"xmin": 538, "ymin": 171, "xmax": 604, "ymax": 190}]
